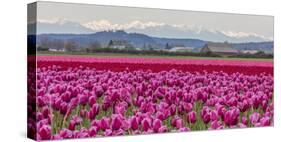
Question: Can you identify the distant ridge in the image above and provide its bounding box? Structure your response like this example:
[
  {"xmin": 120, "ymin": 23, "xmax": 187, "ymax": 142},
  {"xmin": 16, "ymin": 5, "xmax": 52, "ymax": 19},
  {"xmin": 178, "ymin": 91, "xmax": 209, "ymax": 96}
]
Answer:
[{"xmin": 36, "ymin": 30, "xmax": 273, "ymax": 53}]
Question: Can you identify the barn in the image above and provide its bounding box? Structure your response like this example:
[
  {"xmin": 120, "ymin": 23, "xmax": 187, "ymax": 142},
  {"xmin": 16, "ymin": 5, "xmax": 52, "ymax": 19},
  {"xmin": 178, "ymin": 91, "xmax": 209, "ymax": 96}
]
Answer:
[
  {"xmin": 200, "ymin": 42, "xmax": 239, "ymax": 55},
  {"xmin": 108, "ymin": 40, "xmax": 132, "ymax": 49}
]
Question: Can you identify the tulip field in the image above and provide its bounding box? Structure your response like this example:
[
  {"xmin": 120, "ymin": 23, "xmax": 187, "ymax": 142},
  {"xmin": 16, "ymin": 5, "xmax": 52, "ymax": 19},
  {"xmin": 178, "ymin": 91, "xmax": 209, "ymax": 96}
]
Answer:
[{"xmin": 28, "ymin": 55, "xmax": 273, "ymax": 140}]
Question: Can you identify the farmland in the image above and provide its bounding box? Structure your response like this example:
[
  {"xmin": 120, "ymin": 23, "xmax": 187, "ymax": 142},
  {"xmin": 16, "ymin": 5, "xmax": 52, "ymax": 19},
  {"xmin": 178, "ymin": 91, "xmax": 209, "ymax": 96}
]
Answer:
[{"xmin": 29, "ymin": 55, "xmax": 273, "ymax": 140}]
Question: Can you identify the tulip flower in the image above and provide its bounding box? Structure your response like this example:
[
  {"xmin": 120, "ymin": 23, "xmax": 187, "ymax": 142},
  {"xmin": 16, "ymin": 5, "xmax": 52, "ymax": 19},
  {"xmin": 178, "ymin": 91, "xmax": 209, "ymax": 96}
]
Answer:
[
  {"xmin": 111, "ymin": 114, "xmax": 123, "ymax": 130},
  {"xmin": 141, "ymin": 117, "xmax": 151, "ymax": 132},
  {"xmin": 130, "ymin": 116, "xmax": 139, "ymax": 130},
  {"xmin": 250, "ymin": 112, "xmax": 260, "ymax": 125},
  {"xmin": 152, "ymin": 119, "xmax": 162, "ymax": 132},
  {"xmin": 224, "ymin": 108, "xmax": 240, "ymax": 126},
  {"xmin": 100, "ymin": 117, "xmax": 110, "ymax": 131},
  {"xmin": 260, "ymin": 116, "xmax": 270, "ymax": 126},
  {"xmin": 187, "ymin": 111, "xmax": 197, "ymax": 123},
  {"xmin": 38, "ymin": 125, "xmax": 52, "ymax": 140}
]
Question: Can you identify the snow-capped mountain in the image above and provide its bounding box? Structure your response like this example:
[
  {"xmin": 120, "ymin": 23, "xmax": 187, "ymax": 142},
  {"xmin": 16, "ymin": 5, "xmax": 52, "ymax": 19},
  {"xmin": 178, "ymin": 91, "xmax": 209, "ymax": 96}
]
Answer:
[{"xmin": 34, "ymin": 19, "xmax": 272, "ymax": 43}]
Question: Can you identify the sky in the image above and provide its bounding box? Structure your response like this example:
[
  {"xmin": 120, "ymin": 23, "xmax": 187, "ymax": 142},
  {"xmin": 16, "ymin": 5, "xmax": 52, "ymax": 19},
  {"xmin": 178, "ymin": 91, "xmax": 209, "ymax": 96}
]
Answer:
[{"xmin": 35, "ymin": 1, "xmax": 274, "ymax": 42}]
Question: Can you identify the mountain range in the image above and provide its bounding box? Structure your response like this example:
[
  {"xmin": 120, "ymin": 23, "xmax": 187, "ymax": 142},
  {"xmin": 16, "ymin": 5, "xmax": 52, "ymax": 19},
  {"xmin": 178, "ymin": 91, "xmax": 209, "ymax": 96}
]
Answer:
[
  {"xmin": 34, "ymin": 19, "xmax": 272, "ymax": 43},
  {"xmin": 36, "ymin": 30, "xmax": 273, "ymax": 54}
]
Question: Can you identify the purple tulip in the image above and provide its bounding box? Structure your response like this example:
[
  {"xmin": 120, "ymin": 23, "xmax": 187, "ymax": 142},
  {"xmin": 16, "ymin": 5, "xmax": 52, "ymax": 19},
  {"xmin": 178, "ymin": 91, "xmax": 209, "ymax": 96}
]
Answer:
[
  {"xmin": 38, "ymin": 125, "xmax": 51, "ymax": 140},
  {"xmin": 100, "ymin": 117, "xmax": 110, "ymax": 131},
  {"xmin": 88, "ymin": 96, "xmax": 96, "ymax": 107},
  {"xmin": 250, "ymin": 112, "xmax": 260, "ymax": 125},
  {"xmin": 104, "ymin": 129, "xmax": 112, "ymax": 136},
  {"xmin": 88, "ymin": 126, "xmax": 97, "ymax": 137},
  {"xmin": 210, "ymin": 120, "xmax": 223, "ymax": 130},
  {"xmin": 111, "ymin": 114, "xmax": 123, "ymax": 130},
  {"xmin": 260, "ymin": 116, "xmax": 270, "ymax": 126},
  {"xmin": 175, "ymin": 118, "xmax": 184, "ymax": 129},
  {"xmin": 179, "ymin": 127, "xmax": 190, "ymax": 132},
  {"xmin": 141, "ymin": 117, "xmax": 151, "ymax": 131},
  {"xmin": 187, "ymin": 111, "xmax": 197, "ymax": 123},
  {"xmin": 78, "ymin": 94, "xmax": 88, "ymax": 105},
  {"xmin": 158, "ymin": 125, "xmax": 168, "ymax": 133},
  {"xmin": 210, "ymin": 110, "xmax": 219, "ymax": 121},
  {"xmin": 238, "ymin": 123, "xmax": 247, "ymax": 128},
  {"xmin": 241, "ymin": 116, "xmax": 248, "ymax": 125},
  {"xmin": 152, "ymin": 119, "xmax": 162, "ymax": 132},
  {"xmin": 59, "ymin": 128, "xmax": 73, "ymax": 139},
  {"xmin": 130, "ymin": 116, "xmax": 139, "ymax": 130},
  {"xmin": 88, "ymin": 104, "xmax": 99, "ymax": 119},
  {"xmin": 224, "ymin": 108, "xmax": 240, "ymax": 126},
  {"xmin": 113, "ymin": 129, "xmax": 125, "ymax": 136}
]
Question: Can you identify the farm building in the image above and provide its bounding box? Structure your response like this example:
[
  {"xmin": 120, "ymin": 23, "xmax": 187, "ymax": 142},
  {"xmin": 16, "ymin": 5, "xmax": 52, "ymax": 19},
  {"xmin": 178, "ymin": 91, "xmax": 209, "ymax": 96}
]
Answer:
[
  {"xmin": 169, "ymin": 47, "xmax": 195, "ymax": 52},
  {"xmin": 200, "ymin": 42, "xmax": 239, "ymax": 55},
  {"xmin": 108, "ymin": 40, "xmax": 132, "ymax": 49},
  {"xmin": 241, "ymin": 50, "xmax": 259, "ymax": 54}
]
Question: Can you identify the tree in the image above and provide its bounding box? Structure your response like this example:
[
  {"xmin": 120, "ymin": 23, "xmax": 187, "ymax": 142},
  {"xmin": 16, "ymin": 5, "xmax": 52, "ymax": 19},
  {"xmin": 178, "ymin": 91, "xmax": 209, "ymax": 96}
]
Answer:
[
  {"xmin": 64, "ymin": 40, "xmax": 77, "ymax": 52},
  {"xmin": 108, "ymin": 40, "xmax": 113, "ymax": 48},
  {"xmin": 165, "ymin": 43, "xmax": 171, "ymax": 50},
  {"xmin": 87, "ymin": 41, "xmax": 102, "ymax": 53},
  {"xmin": 51, "ymin": 39, "xmax": 64, "ymax": 50},
  {"xmin": 40, "ymin": 37, "xmax": 51, "ymax": 49}
]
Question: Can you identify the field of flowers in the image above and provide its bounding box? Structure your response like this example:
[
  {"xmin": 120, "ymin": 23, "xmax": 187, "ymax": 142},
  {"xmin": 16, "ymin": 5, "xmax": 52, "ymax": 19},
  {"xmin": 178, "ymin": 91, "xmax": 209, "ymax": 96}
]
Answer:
[{"xmin": 28, "ymin": 56, "xmax": 273, "ymax": 140}]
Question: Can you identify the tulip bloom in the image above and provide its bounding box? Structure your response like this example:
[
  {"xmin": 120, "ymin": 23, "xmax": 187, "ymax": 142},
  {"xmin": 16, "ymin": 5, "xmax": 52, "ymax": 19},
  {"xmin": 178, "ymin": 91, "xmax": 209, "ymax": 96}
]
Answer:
[
  {"xmin": 38, "ymin": 125, "xmax": 52, "ymax": 140},
  {"xmin": 152, "ymin": 119, "xmax": 162, "ymax": 132},
  {"xmin": 187, "ymin": 111, "xmax": 197, "ymax": 124},
  {"xmin": 250, "ymin": 112, "xmax": 260, "ymax": 125},
  {"xmin": 141, "ymin": 118, "xmax": 151, "ymax": 132},
  {"xmin": 111, "ymin": 114, "xmax": 123, "ymax": 130},
  {"xmin": 224, "ymin": 108, "xmax": 240, "ymax": 126},
  {"xmin": 130, "ymin": 116, "xmax": 139, "ymax": 131}
]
